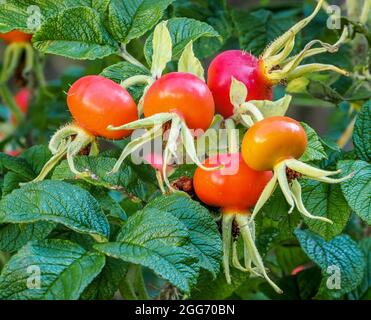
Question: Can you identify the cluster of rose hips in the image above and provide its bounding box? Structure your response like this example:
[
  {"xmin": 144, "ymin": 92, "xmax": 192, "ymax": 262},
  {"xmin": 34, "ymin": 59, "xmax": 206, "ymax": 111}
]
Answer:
[{"xmin": 1, "ymin": 1, "xmax": 352, "ymax": 293}]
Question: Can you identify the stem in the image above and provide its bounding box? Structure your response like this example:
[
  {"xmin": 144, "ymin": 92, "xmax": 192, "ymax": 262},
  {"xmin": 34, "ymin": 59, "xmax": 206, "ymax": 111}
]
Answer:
[
  {"xmin": 0, "ymin": 83, "xmax": 24, "ymax": 123},
  {"xmin": 337, "ymin": 117, "xmax": 356, "ymax": 149},
  {"xmin": 34, "ymin": 52, "xmax": 50, "ymax": 95},
  {"xmin": 121, "ymin": 75, "xmax": 152, "ymax": 89},
  {"xmin": 119, "ymin": 264, "xmax": 150, "ymax": 300},
  {"xmin": 156, "ymin": 170, "xmax": 167, "ymax": 194},
  {"xmin": 120, "ymin": 45, "xmax": 148, "ymax": 70},
  {"xmin": 23, "ymin": 44, "xmax": 34, "ymax": 78},
  {"xmin": 0, "ymin": 44, "xmax": 22, "ymax": 84}
]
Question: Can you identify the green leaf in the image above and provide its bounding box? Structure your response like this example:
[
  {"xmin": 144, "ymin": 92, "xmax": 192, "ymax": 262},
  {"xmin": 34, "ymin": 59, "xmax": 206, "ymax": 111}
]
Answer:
[
  {"xmin": 348, "ymin": 238, "xmax": 371, "ymax": 300},
  {"xmin": 0, "ymin": 240, "xmax": 105, "ymax": 300},
  {"xmin": 52, "ymin": 156, "xmax": 158, "ymax": 201},
  {"xmin": 94, "ymin": 209, "xmax": 199, "ymax": 293},
  {"xmin": 191, "ymin": 268, "xmax": 248, "ymax": 299},
  {"xmin": 144, "ymin": 17, "xmax": 220, "ymax": 64},
  {"xmin": 171, "ymin": 0, "xmax": 232, "ymax": 59},
  {"xmin": 32, "ymin": 7, "xmax": 118, "ymax": 60},
  {"xmin": 100, "ymin": 62, "xmax": 150, "ymax": 101},
  {"xmin": 301, "ymin": 180, "xmax": 351, "ymax": 240},
  {"xmin": 300, "ymin": 123, "xmax": 327, "ymax": 162},
  {"xmin": 52, "ymin": 156, "xmax": 136, "ymax": 189},
  {"xmin": 0, "ymin": 0, "xmax": 92, "ymax": 33},
  {"xmin": 353, "ymin": 101, "xmax": 370, "ymax": 162},
  {"xmin": 2, "ymin": 172, "xmax": 27, "ymax": 195},
  {"xmin": 0, "ymin": 222, "xmax": 54, "ymax": 253},
  {"xmin": 145, "ymin": 193, "xmax": 222, "ymax": 276},
  {"xmin": 260, "ymin": 189, "xmax": 301, "ymax": 242},
  {"xmin": 105, "ymin": 0, "xmax": 174, "ymax": 44},
  {"xmin": 232, "ymin": 8, "xmax": 299, "ymax": 56},
  {"xmin": 0, "ymin": 153, "xmax": 35, "ymax": 180},
  {"xmin": 275, "ymin": 245, "xmax": 310, "ymax": 276},
  {"xmin": 0, "ymin": 180, "xmax": 110, "ymax": 241},
  {"xmin": 295, "ymin": 229, "xmax": 365, "ymax": 299},
  {"xmin": 338, "ymin": 160, "xmax": 371, "ymax": 224},
  {"xmin": 81, "ymin": 257, "xmax": 127, "ymax": 300},
  {"xmin": 100, "ymin": 61, "xmax": 150, "ymax": 83},
  {"xmin": 93, "ymin": 189, "xmax": 127, "ymax": 221}
]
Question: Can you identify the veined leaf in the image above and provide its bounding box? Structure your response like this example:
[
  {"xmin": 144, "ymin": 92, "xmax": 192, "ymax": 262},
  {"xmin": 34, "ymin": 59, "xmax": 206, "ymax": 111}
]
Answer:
[
  {"xmin": 81, "ymin": 257, "xmax": 127, "ymax": 300},
  {"xmin": 105, "ymin": 0, "xmax": 174, "ymax": 44},
  {"xmin": 338, "ymin": 160, "xmax": 371, "ymax": 224},
  {"xmin": 146, "ymin": 193, "xmax": 222, "ymax": 277},
  {"xmin": 94, "ymin": 209, "xmax": 199, "ymax": 293},
  {"xmin": 0, "ymin": 240, "xmax": 105, "ymax": 300},
  {"xmin": 301, "ymin": 180, "xmax": 351, "ymax": 240},
  {"xmin": 300, "ymin": 122, "xmax": 327, "ymax": 162},
  {"xmin": 0, "ymin": 222, "xmax": 55, "ymax": 253},
  {"xmin": 0, "ymin": 0, "xmax": 91, "ymax": 33},
  {"xmin": 32, "ymin": 7, "xmax": 118, "ymax": 60},
  {"xmin": 295, "ymin": 229, "xmax": 365, "ymax": 299},
  {"xmin": 353, "ymin": 101, "xmax": 370, "ymax": 162},
  {"xmin": 0, "ymin": 180, "xmax": 110, "ymax": 241}
]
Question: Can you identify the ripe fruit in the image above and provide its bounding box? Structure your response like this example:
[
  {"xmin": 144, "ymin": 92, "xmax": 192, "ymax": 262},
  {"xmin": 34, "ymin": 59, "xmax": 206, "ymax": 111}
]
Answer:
[
  {"xmin": 194, "ymin": 153, "xmax": 282, "ymax": 293},
  {"xmin": 11, "ymin": 88, "xmax": 31, "ymax": 124},
  {"xmin": 0, "ymin": 30, "xmax": 32, "ymax": 44},
  {"xmin": 194, "ymin": 153, "xmax": 272, "ymax": 210},
  {"xmin": 30, "ymin": 75, "xmax": 138, "ymax": 183},
  {"xmin": 242, "ymin": 116, "xmax": 307, "ymax": 171},
  {"xmin": 143, "ymin": 72, "xmax": 215, "ymax": 131},
  {"xmin": 208, "ymin": 50, "xmax": 272, "ymax": 118},
  {"xmin": 207, "ymin": 0, "xmax": 347, "ymax": 119},
  {"xmin": 108, "ymin": 72, "xmax": 217, "ymax": 188},
  {"xmin": 67, "ymin": 75, "xmax": 138, "ymax": 140},
  {"xmin": 241, "ymin": 116, "xmax": 352, "ymax": 224}
]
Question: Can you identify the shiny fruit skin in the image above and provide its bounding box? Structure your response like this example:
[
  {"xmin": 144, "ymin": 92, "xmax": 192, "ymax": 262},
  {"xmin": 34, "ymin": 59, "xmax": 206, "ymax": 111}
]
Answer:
[
  {"xmin": 207, "ymin": 50, "xmax": 273, "ymax": 118},
  {"xmin": 242, "ymin": 116, "xmax": 307, "ymax": 171},
  {"xmin": 67, "ymin": 75, "xmax": 138, "ymax": 140},
  {"xmin": 193, "ymin": 153, "xmax": 273, "ymax": 211},
  {"xmin": 143, "ymin": 72, "xmax": 215, "ymax": 131},
  {"xmin": 11, "ymin": 88, "xmax": 31, "ymax": 124},
  {"xmin": 0, "ymin": 30, "xmax": 32, "ymax": 44}
]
